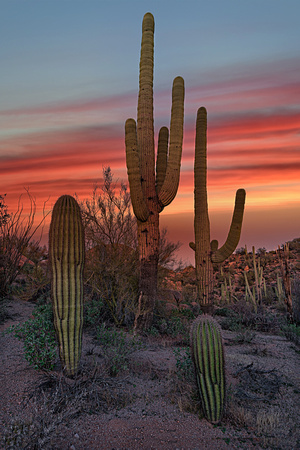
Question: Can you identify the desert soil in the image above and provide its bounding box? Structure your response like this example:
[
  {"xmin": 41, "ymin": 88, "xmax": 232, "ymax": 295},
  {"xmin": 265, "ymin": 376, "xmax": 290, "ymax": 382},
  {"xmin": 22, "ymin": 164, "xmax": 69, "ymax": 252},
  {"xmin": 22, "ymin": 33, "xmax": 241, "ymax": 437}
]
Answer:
[{"xmin": 1, "ymin": 299, "xmax": 300, "ymax": 449}]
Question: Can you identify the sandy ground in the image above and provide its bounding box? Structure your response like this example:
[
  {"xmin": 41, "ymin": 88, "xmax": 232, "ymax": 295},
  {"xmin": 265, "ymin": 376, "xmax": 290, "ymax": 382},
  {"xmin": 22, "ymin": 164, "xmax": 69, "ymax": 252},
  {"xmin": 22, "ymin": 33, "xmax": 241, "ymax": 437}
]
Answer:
[{"xmin": 1, "ymin": 299, "xmax": 300, "ymax": 449}]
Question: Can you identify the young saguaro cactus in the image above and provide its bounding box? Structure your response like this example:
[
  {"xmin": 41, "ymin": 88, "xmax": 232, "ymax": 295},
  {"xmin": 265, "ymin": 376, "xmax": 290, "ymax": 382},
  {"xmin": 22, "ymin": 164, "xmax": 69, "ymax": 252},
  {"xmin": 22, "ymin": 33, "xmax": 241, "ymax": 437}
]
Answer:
[
  {"xmin": 190, "ymin": 315, "xmax": 226, "ymax": 424},
  {"xmin": 189, "ymin": 107, "xmax": 245, "ymax": 311},
  {"xmin": 49, "ymin": 195, "xmax": 85, "ymax": 377},
  {"xmin": 125, "ymin": 12, "xmax": 185, "ymax": 331}
]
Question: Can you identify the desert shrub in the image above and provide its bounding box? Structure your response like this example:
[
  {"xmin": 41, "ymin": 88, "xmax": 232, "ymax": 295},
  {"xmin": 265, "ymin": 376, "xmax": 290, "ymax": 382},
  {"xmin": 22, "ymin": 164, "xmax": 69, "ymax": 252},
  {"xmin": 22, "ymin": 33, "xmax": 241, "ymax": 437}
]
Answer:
[
  {"xmin": 85, "ymin": 242, "xmax": 139, "ymax": 326},
  {"xmin": 78, "ymin": 167, "xmax": 182, "ymax": 327},
  {"xmin": 248, "ymin": 311, "xmax": 282, "ymax": 332},
  {"xmin": 292, "ymin": 276, "xmax": 300, "ymax": 324},
  {"xmin": 181, "ymin": 283, "xmax": 197, "ymax": 304},
  {"xmin": 214, "ymin": 307, "xmax": 233, "ymax": 317},
  {"xmin": 0, "ymin": 296, "xmax": 12, "ymax": 324},
  {"xmin": 235, "ymin": 246, "xmax": 247, "ymax": 256},
  {"xmin": 147, "ymin": 312, "xmax": 192, "ymax": 345},
  {"xmin": 0, "ymin": 192, "xmax": 49, "ymax": 298},
  {"xmin": 233, "ymin": 329, "xmax": 255, "ymax": 344},
  {"xmin": 4, "ymin": 302, "xmax": 57, "ymax": 371},
  {"xmin": 216, "ymin": 308, "xmax": 244, "ymax": 332},
  {"xmin": 171, "ymin": 307, "xmax": 195, "ymax": 321},
  {"xmin": 263, "ymin": 285, "xmax": 278, "ymax": 305},
  {"xmin": 19, "ymin": 266, "xmax": 50, "ymax": 303},
  {"xmin": 16, "ymin": 243, "xmax": 50, "ymax": 303},
  {"xmin": 216, "ymin": 302, "xmax": 282, "ymax": 333},
  {"xmin": 77, "ymin": 167, "xmax": 139, "ymax": 326},
  {"xmin": 289, "ymin": 237, "xmax": 300, "ymax": 251},
  {"xmin": 173, "ymin": 347, "xmax": 194, "ymax": 381},
  {"xmin": 168, "ymin": 316, "xmax": 190, "ymax": 340},
  {"xmin": 281, "ymin": 323, "xmax": 300, "ymax": 346},
  {"xmin": 96, "ymin": 323, "xmax": 143, "ymax": 376},
  {"xmin": 83, "ymin": 292, "xmax": 106, "ymax": 329}
]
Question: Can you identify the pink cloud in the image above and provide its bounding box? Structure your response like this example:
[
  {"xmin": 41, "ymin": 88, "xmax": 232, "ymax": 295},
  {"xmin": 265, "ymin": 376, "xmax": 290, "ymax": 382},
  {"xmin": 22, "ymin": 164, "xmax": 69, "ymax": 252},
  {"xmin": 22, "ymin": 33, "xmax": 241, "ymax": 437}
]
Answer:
[
  {"xmin": 1, "ymin": 57, "xmax": 299, "ymax": 243},
  {"xmin": 0, "ymin": 92, "xmax": 136, "ymax": 117}
]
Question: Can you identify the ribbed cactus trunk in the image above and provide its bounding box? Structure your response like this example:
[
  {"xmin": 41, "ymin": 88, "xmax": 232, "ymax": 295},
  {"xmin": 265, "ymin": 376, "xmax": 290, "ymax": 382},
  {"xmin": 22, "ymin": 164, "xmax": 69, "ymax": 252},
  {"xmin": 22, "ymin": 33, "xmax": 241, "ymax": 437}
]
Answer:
[
  {"xmin": 190, "ymin": 315, "xmax": 226, "ymax": 424},
  {"xmin": 125, "ymin": 13, "xmax": 184, "ymax": 331},
  {"xmin": 190, "ymin": 107, "xmax": 246, "ymax": 312},
  {"xmin": 49, "ymin": 195, "xmax": 85, "ymax": 377},
  {"xmin": 194, "ymin": 108, "xmax": 214, "ymax": 310},
  {"xmin": 137, "ymin": 209, "xmax": 160, "ymax": 330}
]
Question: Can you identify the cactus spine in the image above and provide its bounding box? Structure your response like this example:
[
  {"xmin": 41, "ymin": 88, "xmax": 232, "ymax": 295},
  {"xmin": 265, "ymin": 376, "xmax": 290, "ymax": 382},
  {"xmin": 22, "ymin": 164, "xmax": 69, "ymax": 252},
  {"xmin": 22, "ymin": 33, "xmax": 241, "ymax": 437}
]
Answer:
[
  {"xmin": 125, "ymin": 12, "xmax": 185, "ymax": 331},
  {"xmin": 189, "ymin": 107, "xmax": 245, "ymax": 311},
  {"xmin": 49, "ymin": 195, "xmax": 84, "ymax": 377},
  {"xmin": 190, "ymin": 315, "xmax": 226, "ymax": 424}
]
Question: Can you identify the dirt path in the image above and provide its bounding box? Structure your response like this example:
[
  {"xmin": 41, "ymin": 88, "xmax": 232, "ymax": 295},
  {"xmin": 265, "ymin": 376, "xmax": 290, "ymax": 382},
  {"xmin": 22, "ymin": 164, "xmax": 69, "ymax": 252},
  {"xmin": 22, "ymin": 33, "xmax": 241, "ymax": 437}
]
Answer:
[{"xmin": 1, "ymin": 299, "xmax": 299, "ymax": 449}]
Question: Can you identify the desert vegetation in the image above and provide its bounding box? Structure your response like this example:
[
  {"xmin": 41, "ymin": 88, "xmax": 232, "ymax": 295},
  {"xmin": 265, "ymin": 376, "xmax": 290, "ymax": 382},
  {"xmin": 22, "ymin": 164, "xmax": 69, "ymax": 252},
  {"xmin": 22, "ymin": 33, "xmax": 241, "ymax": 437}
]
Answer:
[{"xmin": 1, "ymin": 177, "xmax": 300, "ymax": 448}]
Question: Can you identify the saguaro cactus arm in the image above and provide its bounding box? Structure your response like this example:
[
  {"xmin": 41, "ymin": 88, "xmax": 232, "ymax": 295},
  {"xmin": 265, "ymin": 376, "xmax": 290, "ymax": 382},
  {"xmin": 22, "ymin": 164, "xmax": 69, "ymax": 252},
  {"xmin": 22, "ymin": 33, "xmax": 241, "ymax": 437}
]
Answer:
[
  {"xmin": 125, "ymin": 118, "xmax": 149, "ymax": 222},
  {"xmin": 158, "ymin": 76, "xmax": 185, "ymax": 207},
  {"xmin": 189, "ymin": 239, "xmax": 218, "ymax": 253},
  {"xmin": 156, "ymin": 126, "xmax": 169, "ymax": 194},
  {"xmin": 190, "ymin": 190, "xmax": 245, "ymax": 262},
  {"xmin": 211, "ymin": 189, "xmax": 246, "ymax": 263}
]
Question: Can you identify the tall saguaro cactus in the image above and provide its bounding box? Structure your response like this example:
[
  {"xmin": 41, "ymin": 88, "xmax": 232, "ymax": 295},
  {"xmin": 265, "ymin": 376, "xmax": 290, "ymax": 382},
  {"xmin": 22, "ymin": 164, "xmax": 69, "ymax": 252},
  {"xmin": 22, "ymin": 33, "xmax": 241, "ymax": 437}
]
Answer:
[
  {"xmin": 190, "ymin": 107, "xmax": 245, "ymax": 311},
  {"xmin": 125, "ymin": 12, "xmax": 185, "ymax": 331},
  {"xmin": 49, "ymin": 195, "xmax": 85, "ymax": 377}
]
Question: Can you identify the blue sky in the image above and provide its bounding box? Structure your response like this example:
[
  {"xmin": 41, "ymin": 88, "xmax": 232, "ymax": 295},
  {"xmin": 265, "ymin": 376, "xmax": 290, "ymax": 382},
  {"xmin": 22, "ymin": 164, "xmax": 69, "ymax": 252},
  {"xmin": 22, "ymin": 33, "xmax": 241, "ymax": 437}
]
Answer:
[
  {"xmin": 1, "ymin": 0, "xmax": 300, "ymax": 263},
  {"xmin": 2, "ymin": 0, "xmax": 299, "ymax": 108}
]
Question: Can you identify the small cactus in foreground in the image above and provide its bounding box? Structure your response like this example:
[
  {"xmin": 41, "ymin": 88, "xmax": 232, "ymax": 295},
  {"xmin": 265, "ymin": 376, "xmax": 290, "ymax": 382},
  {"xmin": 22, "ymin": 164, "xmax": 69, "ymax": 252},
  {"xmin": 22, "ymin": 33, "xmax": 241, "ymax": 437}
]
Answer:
[
  {"xmin": 190, "ymin": 315, "xmax": 226, "ymax": 423},
  {"xmin": 49, "ymin": 195, "xmax": 85, "ymax": 377}
]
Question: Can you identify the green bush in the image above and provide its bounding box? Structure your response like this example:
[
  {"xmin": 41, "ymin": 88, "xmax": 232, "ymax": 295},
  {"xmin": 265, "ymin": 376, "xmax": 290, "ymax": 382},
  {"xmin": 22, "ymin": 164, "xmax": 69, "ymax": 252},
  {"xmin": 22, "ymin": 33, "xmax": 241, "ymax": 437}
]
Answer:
[
  {"xmin": 292, "ymin": 276, "xmax": 300, "ymax": 324},
  {"xmin": 84, "ymin": 295, "xmax": 105, "ymax": 329},
  {"xmin": 173, "ymin": 347, "xmax": 194, "ymax": 381},
  {"xmin": 4, "ymin": 303, "xmax": 57, "ymax": 371},
  {"xmin": 148, "ymin": 312, "xmax": 192, "ymax": 344},
  {"xmin": 215, "ymin": 308, "xmax": 243, "ymax": 331},
  {"xmin": 281, "ymin": 323, "xmax": 300, "ymax": 346},
  {"xmin": 96, "ymin": 323, "xmax": 143, "ymax": 376}
]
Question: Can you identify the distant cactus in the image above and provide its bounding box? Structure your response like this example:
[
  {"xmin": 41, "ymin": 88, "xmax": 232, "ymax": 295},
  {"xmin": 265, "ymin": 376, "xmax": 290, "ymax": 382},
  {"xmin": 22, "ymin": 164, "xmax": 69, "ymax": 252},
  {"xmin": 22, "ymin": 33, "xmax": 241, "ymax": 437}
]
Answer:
[
  {"xmin": 244, "ymin": 246, "xmax": 266, "ymax": 311},
  {"xmin": 189, "ymin": 107, "xmax": 245, "ymax": 311},
  {"xmin": 190, "ymin": 315, "xmax": 226, "ymax": 424},
  {"xmin": 275, "ymin": 273, "xmax": 284, "ymax": 302},
  {"xmin": 125, "ymin": 12, "xmax": 185, "ymax": 331},
  {"xmin": 49, "ymin": 195, "xmax": 85, "ymax": 377},
  {"xmin": 277, "ymin": 243, "xmax": 293, "ymax": 318}
]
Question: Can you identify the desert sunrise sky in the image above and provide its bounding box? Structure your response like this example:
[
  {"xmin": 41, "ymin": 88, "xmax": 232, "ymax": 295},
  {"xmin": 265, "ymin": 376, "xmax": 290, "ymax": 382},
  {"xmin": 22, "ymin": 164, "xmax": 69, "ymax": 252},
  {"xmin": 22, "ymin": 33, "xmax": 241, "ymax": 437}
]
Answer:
[{"xmin": 1, "ymin": 0, "xmax": 300, "ymax": 265}]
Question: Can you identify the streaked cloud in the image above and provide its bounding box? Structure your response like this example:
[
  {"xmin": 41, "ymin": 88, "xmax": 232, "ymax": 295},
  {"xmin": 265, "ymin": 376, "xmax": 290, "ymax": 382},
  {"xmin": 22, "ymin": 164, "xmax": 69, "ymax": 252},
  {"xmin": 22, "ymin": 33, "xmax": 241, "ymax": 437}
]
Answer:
[{"xmin": 1, "ymin": 58, "xmax": 299, "ymax": 260}]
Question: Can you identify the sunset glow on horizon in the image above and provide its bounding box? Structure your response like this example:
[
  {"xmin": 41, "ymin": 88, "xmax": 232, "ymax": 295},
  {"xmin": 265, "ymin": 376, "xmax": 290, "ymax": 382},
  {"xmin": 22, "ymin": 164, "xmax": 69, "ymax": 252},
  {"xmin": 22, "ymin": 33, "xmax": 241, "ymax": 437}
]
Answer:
[{"xmin": 1, "ymin": 1, "xmax": 299, "ymax": 264}]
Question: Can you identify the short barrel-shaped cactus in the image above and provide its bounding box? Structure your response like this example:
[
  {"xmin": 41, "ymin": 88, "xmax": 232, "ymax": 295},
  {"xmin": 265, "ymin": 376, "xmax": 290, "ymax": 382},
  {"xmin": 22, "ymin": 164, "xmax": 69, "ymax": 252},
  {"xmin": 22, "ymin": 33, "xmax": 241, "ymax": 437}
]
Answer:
[
  {"xmin": 49, "ymin": 195, "xmax": 85, "ymax": 377},
  {"xmin": 190, "ymin": 315, "xmax": 226, "ymax": 423}
]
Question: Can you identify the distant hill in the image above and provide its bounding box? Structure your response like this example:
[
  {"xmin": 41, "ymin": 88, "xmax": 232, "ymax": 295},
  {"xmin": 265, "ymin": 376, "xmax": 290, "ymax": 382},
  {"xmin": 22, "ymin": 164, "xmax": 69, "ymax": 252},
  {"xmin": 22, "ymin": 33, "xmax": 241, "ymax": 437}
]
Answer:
[{"xmin": 160, "ymin": 237, "xmax": 300, "ymax": 307}]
